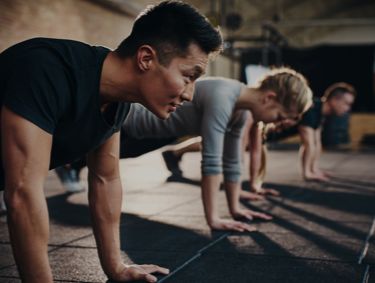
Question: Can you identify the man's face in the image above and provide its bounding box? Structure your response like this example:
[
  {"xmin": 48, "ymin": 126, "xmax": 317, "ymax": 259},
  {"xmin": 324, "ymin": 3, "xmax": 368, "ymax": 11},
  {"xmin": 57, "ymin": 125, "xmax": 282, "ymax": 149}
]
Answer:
[
  {"xmin": 139, "ymin": 43, "xmax": 209, "ymax": 119},
  {"xmin": 329, "ymin": 92, "xmax": 355, "ymax": 116}
]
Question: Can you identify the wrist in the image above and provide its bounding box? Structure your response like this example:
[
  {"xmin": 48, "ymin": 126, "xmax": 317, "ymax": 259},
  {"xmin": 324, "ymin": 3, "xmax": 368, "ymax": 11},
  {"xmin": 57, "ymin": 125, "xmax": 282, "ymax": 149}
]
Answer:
[
  {"xmin": 206, "ymin": 215, "xmax": 220, "ymax": 226},
  {"xmin": 100, "ymin": 251, "xmax": 124, "ymax": 276},
  {"xmin": 104, "ymin": 261, "xmax": 126, "ymax": 280}
]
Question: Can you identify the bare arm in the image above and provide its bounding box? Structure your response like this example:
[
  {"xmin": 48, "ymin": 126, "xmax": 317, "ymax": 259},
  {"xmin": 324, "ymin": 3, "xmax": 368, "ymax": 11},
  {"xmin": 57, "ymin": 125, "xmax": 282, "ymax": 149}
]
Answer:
[
  {"xmin": 87, "ymin": 132, "xmax": 168, "ymax": 282},
  {"xmin": 298, "ymin": 125, "xmax": 316, "ymax": 179},
  {"xmin": 312, "ymin": 128, "xmax": 323, "ymax": 173},
  {"xmin": 1, "ymin": 107, "xmax": 53, "ymax": 282},
  {"xmin": 201, "ymin": 175, "xmax": 256, "ymax": 232},
  {"xmin": 247, "ymin": 123, "xmax": 279, "ymax": 196},
  {"xmin": 298, "ymin": 125, "xmax": 327, "ymax": 181},
  {"xmin": 249, "ymin": 123, "xmax": 263, "ymax": 190}
]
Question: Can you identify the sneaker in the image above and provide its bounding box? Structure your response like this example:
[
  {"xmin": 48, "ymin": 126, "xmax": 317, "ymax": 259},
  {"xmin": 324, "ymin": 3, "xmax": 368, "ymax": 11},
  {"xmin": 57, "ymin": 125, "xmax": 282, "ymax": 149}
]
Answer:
[
  {"xmin": 162, "ymin": 150, "xmax": 183, "ymax": 175},
  {"xmin": 55, "ymin": 166, "xmax": 85, "ymax": 193}
]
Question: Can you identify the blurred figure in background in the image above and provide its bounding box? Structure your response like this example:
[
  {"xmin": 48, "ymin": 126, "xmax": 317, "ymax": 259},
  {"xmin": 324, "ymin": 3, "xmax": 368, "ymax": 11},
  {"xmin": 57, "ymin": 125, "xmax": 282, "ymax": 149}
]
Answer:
[{"xmin": 266, "ymin": 82, "xmax": 356, "ymax": 182}]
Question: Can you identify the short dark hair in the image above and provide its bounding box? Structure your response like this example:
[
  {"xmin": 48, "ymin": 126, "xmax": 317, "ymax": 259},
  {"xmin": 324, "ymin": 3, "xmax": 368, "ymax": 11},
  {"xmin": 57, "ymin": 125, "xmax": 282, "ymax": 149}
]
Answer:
[
  {"xmin": 323, "ymin": 82, "xmax": 356, "ymax": 101},
  {"xmin": 115, "ymin": 0, "xmax": 223, "ymax": 65}
]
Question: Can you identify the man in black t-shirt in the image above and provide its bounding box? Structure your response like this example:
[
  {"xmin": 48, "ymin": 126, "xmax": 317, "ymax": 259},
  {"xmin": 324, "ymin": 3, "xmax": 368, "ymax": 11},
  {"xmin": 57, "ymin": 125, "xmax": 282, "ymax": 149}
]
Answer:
[
  {"xmin": 267, "ymin": 82, "xmax": 356, "ymax": 182},
  {"xmin": 298, "ymin": 82, "xmax": 356, "ymax": 181},
  {"xmin": 0, "ymin": 2, "xmax": 222, "ymax": 282}
]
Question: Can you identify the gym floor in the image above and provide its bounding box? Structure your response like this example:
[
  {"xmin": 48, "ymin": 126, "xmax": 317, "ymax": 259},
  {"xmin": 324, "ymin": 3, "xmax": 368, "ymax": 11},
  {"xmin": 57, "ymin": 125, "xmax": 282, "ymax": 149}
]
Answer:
[{"xmin": 0, "ymin": 148, "xmax": 374, "ymax": 282}]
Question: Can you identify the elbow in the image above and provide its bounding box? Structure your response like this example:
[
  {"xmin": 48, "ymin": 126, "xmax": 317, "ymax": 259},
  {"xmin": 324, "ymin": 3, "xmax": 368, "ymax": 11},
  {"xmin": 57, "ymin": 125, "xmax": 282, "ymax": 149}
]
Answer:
[{"xmin": 4, "ymin": 183, "xmax": 33, "ymax": 212}]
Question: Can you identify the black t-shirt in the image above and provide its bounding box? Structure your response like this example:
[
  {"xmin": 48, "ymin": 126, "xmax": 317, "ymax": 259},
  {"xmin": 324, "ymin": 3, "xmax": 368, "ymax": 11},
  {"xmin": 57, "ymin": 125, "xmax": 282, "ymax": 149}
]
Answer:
[
  {"xmin": 266, "ymin": 97, "xmax": 324, "ymax": 142},
  {"xmin": 0, "ymin": 38, "xmax": 130, "ymax": 188},
  {"xmin": 299, "ymin": 97, "xmax": 323, "ymax": 129}
]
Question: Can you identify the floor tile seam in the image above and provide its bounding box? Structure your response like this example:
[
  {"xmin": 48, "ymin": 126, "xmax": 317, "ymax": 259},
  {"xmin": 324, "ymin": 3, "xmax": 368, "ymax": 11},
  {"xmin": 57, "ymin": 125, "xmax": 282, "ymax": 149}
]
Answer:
[
  {"xmin": 48, "ymin": 244, "xmax": 97, "ymax": 250},
  {"xmin": 358, "ymin": 215, "xmax": 375, "ymax": 264},
  {"xmin": 157, "ymin": 233, "xmax": 229, "ymax": 283},
  {"xmin": 46, "ymin": 232, "xmax": 94, "ymax": 254}
]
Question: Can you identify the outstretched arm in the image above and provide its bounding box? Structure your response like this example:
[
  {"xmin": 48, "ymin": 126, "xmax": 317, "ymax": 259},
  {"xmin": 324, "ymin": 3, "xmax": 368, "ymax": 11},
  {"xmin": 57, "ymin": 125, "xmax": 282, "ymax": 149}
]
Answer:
[
  {"xmin": 248, "ymin": 123, "xmax": 263, "ymax": 191},
  {"xmin": 2, "ymin": 106, "xmax": 53, "ymax": 282},
  {"xmin": 247, "ymin": 123, "xmax": 279, "ymax": 196},
  {"xmin": 201, "ymin": 175, "xmax": 256, "ymax": 232},
  {"xmin": 298, "ymin": 125, "xmax": 328, "ymax": 181},
  {"xmin": 87, "ymin": 132, "xmax": 168, "ymax": 282},
  {"xmin": 312, "ymin": 128, "xmax": 331, "ymax": 178}
]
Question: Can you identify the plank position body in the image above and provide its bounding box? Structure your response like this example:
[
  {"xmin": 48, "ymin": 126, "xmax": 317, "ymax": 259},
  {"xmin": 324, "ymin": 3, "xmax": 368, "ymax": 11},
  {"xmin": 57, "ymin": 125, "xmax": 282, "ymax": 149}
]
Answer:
[
  {"xmin": 265, "ymin": 82, "xmax": 356, "ymax": 182},
  {"xmin": 0, "ymin": 1, "xmax": 222, "ymax": 282}
]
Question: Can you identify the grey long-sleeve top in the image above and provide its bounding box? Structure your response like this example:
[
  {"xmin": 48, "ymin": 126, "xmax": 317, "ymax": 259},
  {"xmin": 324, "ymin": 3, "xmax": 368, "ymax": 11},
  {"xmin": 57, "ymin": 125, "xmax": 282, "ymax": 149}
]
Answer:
[{"xmin": 124, "ymin": 77, "xmax": 249, "ymax": 182}]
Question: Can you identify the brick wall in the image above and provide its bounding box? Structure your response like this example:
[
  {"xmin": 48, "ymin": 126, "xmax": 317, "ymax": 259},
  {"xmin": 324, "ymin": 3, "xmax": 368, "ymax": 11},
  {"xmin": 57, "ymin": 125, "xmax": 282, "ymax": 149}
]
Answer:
[
  {"xmin": 0, "ymin": 0, "xmax": 234, "ymax": 78},
  {"xmin": 0, "ymin": 0, "xmax": 135, "ymax": 52}
]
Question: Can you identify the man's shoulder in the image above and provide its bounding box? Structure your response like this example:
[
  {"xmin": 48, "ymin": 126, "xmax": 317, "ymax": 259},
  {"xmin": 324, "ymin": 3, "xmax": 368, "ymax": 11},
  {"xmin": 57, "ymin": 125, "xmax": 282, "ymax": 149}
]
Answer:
[{"xmin": 1, "ymin": 37, "xmax": 108, "ymax": 66}]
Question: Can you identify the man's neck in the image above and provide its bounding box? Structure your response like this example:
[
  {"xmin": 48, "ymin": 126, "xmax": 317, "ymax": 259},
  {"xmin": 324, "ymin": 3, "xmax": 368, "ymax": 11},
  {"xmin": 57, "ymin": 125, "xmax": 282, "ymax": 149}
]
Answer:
[{"xmin": 99, "ymin": 51, "xmax": 140, "ymax": 105}]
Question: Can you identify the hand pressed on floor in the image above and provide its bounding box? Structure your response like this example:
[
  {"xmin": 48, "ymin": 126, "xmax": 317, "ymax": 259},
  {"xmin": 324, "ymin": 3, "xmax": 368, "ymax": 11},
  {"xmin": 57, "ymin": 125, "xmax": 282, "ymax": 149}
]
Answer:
[
  {"xmin": 109, "ymin": 263, "xmax": 169, "ymax": 282},
  {"xmin": 232, "ymin": 208, "xmax": 273, "ymax": 221},
  {"xmin": 209, "ymin": 218, "xmax": 257, "ymax": 232}
]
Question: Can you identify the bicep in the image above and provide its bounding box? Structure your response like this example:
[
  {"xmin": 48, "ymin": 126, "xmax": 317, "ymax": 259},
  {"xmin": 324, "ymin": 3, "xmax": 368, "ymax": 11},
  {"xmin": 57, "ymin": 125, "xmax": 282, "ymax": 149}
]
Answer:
[
  {"xmin": 87, "ymin": 132, "xmax": 120, "ymax": 180},
  {"xmin": 1, "ymin": 106, "xmax": 52, "ymax": 187}
]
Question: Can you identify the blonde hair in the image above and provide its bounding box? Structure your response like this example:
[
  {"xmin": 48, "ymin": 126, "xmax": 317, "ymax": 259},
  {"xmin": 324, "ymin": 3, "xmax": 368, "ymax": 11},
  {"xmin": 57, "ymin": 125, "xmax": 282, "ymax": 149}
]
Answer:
[{"xmin": 255, "ymin": 67, "xmax": 313, "ymax": 115}]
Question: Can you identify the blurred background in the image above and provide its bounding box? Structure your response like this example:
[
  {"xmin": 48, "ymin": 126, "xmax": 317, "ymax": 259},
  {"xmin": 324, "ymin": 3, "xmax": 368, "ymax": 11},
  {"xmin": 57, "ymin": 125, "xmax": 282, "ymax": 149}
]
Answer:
[{"xmin": 0, "ymin": 0, "xmax": 374, "ymax": 150}]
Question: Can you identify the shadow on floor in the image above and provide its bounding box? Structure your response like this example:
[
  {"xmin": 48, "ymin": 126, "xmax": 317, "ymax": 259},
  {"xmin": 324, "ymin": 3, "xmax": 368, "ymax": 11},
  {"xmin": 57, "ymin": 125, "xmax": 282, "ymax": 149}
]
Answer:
[
  {"xmin": 45, "ymin": 192, "xmax": 324, "ymax": 283},
  {"xmin": 242, "ymin": 181, "xmax": 375, "ymax": 216}
]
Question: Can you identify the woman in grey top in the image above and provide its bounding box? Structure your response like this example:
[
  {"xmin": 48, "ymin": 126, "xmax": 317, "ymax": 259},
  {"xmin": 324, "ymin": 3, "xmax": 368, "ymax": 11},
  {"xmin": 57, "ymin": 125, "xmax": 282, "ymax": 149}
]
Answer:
[{"xmin": 57, "ymin": 67, "xmax": 312, "ymax": 232}]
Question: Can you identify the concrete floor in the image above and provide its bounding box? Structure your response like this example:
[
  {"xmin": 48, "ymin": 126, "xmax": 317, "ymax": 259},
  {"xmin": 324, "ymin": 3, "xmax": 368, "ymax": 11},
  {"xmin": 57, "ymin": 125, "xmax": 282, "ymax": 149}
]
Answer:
[{"xmin": 0, "ymin": 149, "xmax": 374, "ymax": 282}]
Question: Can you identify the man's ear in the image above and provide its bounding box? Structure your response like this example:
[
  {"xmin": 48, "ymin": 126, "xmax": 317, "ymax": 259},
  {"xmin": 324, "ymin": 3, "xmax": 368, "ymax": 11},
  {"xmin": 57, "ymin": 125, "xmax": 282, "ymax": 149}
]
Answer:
[{"xmin": 136, "ymin": 45, "xmax": 157, "ymax": 72}]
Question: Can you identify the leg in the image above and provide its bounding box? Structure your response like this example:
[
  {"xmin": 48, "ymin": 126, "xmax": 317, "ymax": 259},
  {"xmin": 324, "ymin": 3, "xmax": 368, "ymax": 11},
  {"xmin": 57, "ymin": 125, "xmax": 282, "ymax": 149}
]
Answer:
[{"xmin": 162, "ymin": 137, "xmax": 202, "ymax": 175}]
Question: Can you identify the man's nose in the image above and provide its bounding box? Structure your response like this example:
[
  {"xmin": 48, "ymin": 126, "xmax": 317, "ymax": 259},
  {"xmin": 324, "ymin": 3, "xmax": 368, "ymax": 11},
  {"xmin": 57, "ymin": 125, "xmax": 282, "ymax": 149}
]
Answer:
[{"xmin": 181, "ymin": 83, "xmax": 195, "ymax": 102}]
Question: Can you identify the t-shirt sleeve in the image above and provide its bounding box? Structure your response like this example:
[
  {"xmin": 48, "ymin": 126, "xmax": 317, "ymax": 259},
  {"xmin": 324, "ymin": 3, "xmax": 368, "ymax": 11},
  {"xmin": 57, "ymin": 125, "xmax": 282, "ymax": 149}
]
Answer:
[
  {"xmin": 299, "ymin": 107, "xmax": 314, "ymax": 127},
  {"xmin": 222, "ymin": 111, "xmax": 248, "ymax": 182},
  {"xmin": 3, "ymin": 59, "xmax": 70, "ymax": 134},
  {"xmin": 199, "ymin": 87, "xmax": 235, "ymax": 176},
  {"xmin": 299, "ymin": 99, "xmax": 322, "ymax": 129}
]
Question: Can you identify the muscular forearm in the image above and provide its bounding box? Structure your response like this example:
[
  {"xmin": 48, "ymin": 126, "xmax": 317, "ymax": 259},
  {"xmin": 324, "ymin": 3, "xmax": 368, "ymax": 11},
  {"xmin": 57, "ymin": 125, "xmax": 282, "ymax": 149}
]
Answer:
[
  {"xmin": 88, "ymin": 176, "xmax": 123, "ymax": 277},
  {"xmin": 6, "ymin": 186, "xmax": 52, "ymax": 283},
  {"xmin": 201, "ymin": 174, "xmax": 222, "ymax": 225}
]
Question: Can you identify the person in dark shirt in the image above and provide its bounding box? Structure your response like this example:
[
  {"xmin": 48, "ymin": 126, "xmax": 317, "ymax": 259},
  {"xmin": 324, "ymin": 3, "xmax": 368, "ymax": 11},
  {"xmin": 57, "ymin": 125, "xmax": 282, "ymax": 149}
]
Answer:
[
  {"xmin": 265, "ymin": 82, "xmax": 356, "ymax": 182},
  {"xmin": 0, "ymin": 1, "xmax": 222, "ymax": 282},
  {"xmin": 298, "ymin": 82, "xmax": 356, "ymax": 181}
]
